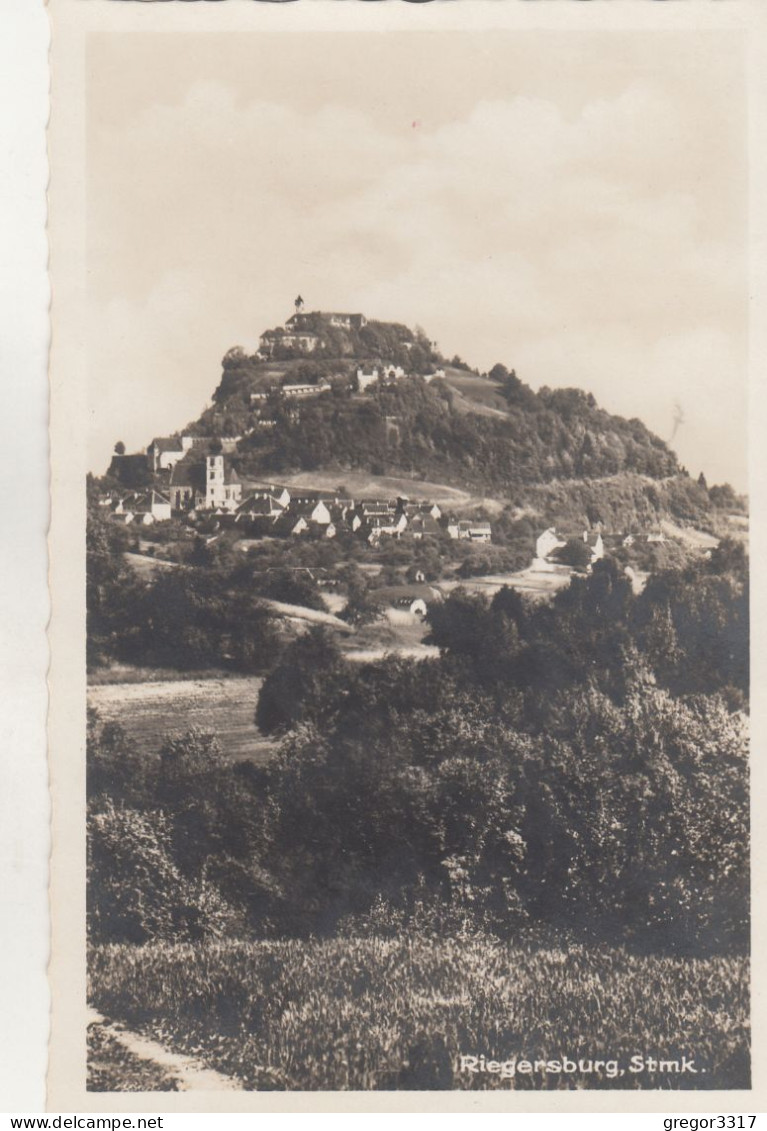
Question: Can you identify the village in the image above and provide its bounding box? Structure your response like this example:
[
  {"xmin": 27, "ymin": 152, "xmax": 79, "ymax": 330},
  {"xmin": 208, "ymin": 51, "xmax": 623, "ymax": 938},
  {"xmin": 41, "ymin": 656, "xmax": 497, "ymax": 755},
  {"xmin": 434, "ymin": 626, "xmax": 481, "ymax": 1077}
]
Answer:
[
  {"xmin": 92, "ymin": 298, "xmax": 709, "ymax": 629},
  {"xmin": 100, "ymin": 445, "xmax": 493, "ymax": 546},
  {"xmin": 96, "ymin": 433, "xmax": 681, "ymax": 622}
]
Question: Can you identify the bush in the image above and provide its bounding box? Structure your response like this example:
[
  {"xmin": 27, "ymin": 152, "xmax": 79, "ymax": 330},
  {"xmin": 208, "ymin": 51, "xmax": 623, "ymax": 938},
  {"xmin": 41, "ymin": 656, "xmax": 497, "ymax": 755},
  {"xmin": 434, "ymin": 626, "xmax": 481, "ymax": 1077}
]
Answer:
[{"xmin": 88, "ymin": 803, "xmax": 241, "ymax": 943}]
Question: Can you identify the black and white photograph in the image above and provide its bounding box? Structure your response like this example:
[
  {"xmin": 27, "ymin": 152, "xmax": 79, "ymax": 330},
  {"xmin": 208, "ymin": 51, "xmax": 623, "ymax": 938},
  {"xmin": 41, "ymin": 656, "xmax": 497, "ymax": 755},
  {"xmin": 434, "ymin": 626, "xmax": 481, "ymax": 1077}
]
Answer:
[{"xmin": 44, "ymin": 1, "xmax": 764, "ymax": 1111}]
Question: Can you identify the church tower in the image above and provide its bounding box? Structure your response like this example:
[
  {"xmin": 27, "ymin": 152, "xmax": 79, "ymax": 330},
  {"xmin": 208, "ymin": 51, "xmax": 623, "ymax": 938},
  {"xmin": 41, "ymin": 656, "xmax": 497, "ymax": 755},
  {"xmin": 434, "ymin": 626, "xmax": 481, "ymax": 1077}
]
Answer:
[
  {"xmin": 206, "ymin": 454, "xmax": 224, "ymax": 509},
  {"xmin": 294, "ymin": 295, "xmax": 304, "ymax": 314}
]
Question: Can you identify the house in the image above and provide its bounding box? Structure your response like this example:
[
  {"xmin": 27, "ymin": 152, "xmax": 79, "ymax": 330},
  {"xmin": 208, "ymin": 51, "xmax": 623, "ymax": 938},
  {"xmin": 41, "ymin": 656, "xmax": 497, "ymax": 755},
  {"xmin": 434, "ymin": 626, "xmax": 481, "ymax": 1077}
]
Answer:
[
  {"xmin": 402, "ymin": 501, "xmax": 442, "ymax": 521},
  {"xmin": 260, "ymin": 304, "xmax": 367, "ymax": 358},
  {"xmin": 110, "ymin": 493, "xmax": 136, "ymax": 517},
  {"xmin": 205, "ymin": 455, "xmax": 242, "ymax": 512},
  {"xmin": 285, "ymin": 308, "xmax": 366, "ymax": 333},
  {"xmin": 167, "ymin": 458, "xmax": 206, "ymax": 512},
  {"xmin": 423, "ymin": 369, "xmax": 446, "ymax": 382},
  {"xmin": 281, "ymin": 381, "xmax": 332, "ymax": 398},
  {"xmin": 147, "ymin": 435, "xmax": 197, "ymax": 473},
  {"xmin": 246, "ymin": 484, "xmax": 291, "ymax": 508},
  {"xmin": 109, "ymin": 494, "xmax": 135, "ymax": 524},
  {"xmin": 273, "ymin": 514, "xmax": 309, "ymax": 538},
  {"xmin": 365, "ymin": 512, "xmax": 408, "ymax": 542},
  {"xmin": 373, "ymin": 583, "xmax": 442, "ymax": 617},
  {"xmin": 536, "ymin": 527, "xmax": 604, "ymax": 569},
  {"xmin": 292, "ymin": 500, "xmax": 332, "ymax": 526},
  {"xmin": 535, "ymin": 527, "xmax": 566, "ymax": 566},
  {"xmin": 259, "ymin": 328, "xmax": 323, "ymax": 356},
  {"xmin": 235, "ymin": 493, "xmax": 284, "ymax": 522},
  {"xmin": 130, "ymin": 490, "xmax": 172, "ymax": 524},
  {"xmin": 585, "ymin": 532, "xmax": 605, "ymax": 563},
  {"xmin": 323, "ymin": 312, "xmax": 367, "ymax": 331},
  {"xmin": 408, "ymin": 514, "xmax": 442, "ymax": 540},
  {"xmin": 462, "ymin": 521, "xmax": 492, "ymax": 543},
  {"xmin": 359, "ymin": 501, "xmax": 396, "ymax": 520},
  {"xmin": 107, "ymin": 452, "xmax": 152, "ymax": 488},
  {"xmin": 357, "ymin": 367, "xmax": 380, "ymax": 392},
  {"xmin": 448, "ymin": 520, "xmax": 492, "ymax": 543},
  {"xmin": 327, "ymin": 503, "xmax": 353, "ymax": 531},
  {"xmin": 313, "ymin": 522, "xmax": 337, "ymax": 540}
]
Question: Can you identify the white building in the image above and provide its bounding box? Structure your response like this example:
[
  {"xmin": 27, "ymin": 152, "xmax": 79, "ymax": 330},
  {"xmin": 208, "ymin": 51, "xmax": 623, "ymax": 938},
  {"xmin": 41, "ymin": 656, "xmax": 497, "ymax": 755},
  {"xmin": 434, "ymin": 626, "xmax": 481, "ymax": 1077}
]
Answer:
[
  {"xmin": 447, "ymin": 521, "xmax": 492, "ymax": 543},
  {"xmin": 147, "ymin": 435, "xmax": 196, "ymax": 473},
  {"xmin": 205, "ymin": 455, "xmax": 242, "ymax": 511}
]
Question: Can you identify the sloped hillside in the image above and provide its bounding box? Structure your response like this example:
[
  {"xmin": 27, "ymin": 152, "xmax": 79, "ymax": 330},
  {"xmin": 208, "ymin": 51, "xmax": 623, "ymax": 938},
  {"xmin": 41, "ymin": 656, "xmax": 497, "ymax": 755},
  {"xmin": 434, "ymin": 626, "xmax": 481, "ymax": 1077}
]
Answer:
[
  {"xmin": 205, "ymin": 364, "xmax": 678, "ymax": 491},
  {"xmin": 163, "ymin": 311, "xmax": 745, "ymax": 533}
]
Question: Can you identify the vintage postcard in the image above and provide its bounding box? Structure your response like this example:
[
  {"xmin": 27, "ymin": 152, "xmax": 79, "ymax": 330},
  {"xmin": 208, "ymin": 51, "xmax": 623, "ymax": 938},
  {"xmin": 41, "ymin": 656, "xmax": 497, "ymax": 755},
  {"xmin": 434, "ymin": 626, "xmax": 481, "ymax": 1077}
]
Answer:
[{"xmin": 47, "ymin": 0, "xmax": 767, "ymax": 1113}]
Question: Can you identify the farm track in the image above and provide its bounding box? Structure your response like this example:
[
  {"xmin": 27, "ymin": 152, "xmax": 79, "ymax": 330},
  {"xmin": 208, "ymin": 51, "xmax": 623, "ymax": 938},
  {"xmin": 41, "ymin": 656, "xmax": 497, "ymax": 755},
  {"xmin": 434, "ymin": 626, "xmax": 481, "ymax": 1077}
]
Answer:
[
  {"xmin": 88, "ymin": 676, "xmax": 276, "ymax": 764},
  {"xmin": 87, "ymin": 1009, "xmax": 242, "ymax": 1092}
]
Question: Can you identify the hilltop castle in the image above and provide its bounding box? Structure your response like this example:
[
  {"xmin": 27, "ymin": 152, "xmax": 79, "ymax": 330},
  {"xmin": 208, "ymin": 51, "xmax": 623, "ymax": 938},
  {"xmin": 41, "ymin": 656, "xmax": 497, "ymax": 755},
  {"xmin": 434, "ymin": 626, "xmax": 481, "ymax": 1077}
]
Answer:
[{"xmin": 259, "ymin": 297, "xmax": 368, "ymax": 357}]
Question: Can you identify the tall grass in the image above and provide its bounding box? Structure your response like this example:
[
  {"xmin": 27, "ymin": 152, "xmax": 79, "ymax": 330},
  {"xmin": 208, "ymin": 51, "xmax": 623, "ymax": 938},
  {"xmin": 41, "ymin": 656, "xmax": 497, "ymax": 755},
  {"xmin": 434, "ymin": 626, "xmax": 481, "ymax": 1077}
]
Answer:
[{"xmin": 88, "ymin": 936, "xmax": 749, "ymax": 1091}]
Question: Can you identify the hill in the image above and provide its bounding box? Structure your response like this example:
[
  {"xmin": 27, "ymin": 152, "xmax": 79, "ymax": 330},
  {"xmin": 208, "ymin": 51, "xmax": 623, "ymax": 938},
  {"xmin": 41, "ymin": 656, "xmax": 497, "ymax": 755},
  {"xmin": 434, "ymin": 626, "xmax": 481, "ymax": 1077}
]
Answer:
[
  {"xmin": 197, "ymin": 322, "xmax": 679, "ymax": 485},
  {"xmin": 109, "ymin": 304, "xmax": 745, "ymax": 535}
]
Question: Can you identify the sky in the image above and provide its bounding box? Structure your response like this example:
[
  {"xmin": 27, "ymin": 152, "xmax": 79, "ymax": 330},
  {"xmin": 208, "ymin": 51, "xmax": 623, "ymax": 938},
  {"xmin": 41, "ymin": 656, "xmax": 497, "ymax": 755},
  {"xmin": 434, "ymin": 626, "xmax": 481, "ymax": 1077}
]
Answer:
[{"xmin": 87, "ymin": 30, "xmax": 748, "ymax": 489}]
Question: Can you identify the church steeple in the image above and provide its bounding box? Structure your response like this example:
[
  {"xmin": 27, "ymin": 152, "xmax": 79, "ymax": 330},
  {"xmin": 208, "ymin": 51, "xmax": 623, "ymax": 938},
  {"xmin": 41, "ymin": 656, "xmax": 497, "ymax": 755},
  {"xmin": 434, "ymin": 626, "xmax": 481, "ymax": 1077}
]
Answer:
[{"xmin": 294, "ymin": 295, "xmax": 304, "ymax": 314}]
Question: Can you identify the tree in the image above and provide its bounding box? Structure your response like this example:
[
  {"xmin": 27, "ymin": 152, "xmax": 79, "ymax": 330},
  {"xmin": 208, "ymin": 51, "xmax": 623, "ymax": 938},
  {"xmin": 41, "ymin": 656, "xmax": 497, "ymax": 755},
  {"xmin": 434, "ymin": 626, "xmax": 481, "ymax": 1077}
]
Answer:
[
  {"xmin": 113, "ymin": 440, "xmax": 126, "ymax": 456},
  {"xmin": 222, "ymin": 346, "xmax": 248, "ymax": 369},
  {"xmin": 340, "ymin": 590, "xmax": 384, "ymax": 626},
  {"xmin": 558, "ymin": 537, "xmax": 592, "ymax": 570},
  {"xmin": 88, "ymin": 802, "xmax": 240, "ymax": 943},
  {"xmin": 255, "ymin": 627, "xmax": 345, "ymax": 735}
]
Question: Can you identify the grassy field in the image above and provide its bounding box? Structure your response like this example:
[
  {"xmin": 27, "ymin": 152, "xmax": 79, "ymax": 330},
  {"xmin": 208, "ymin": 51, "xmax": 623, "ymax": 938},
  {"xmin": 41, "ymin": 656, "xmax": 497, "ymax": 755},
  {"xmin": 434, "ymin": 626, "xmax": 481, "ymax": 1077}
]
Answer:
[
  {"xmin": 273, "ymin": 469, "xmax": 473, "ymax": 505},
  {"xmin": 88, "ymin": 937, "xmax": 749, "ymax": 1092},
  {"xmin": 87, "ymin": 676, "xmax": 276, "ymax": 764},
  {"xmin": 441, "ymin": 566, "xmax": 574, "ymax": 602},
  {"xmin": 443, "ymin": 370, "xmax": 512, "ymax": 419}
]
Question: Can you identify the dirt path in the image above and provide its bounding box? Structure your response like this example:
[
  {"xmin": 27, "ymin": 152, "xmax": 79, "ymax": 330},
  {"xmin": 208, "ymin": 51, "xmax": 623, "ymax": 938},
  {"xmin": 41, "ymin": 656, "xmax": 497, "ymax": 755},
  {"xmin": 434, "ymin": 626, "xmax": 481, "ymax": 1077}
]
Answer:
[{"xmin": 87, "ymin": 1008, "xmax": 242, "ymax": 1092}]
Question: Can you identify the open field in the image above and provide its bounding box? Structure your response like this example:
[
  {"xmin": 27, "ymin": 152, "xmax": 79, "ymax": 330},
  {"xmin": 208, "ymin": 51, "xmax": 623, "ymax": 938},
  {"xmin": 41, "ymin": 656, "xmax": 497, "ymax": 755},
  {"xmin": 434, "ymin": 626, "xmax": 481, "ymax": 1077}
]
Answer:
[
  {"xmin": 660, "ymin": 520, "xmax": 719, "ymax": 549},
  {"xmin": 274, "ymin": 469, "xmax": 474, "ymax": 505},
  {"xmin": 273, "ymin": 468, "xmax": 511, "ymax": 516},
  {"xmin": 260, "ymin": 597, "xmax": 352, "ymax": 631},
  {"xmin": 123, "ymin": 552, "xmax": 181, "ymax": 579},
  {"xmin": 340, "ymin": 614, "xmax": 438, "ymax": 663},
  {"xmin": 88, "ymin": 676, "xmax": 275, "ymax": 764},
  {"xmin": 443, "ymin": 370, "xmax": 511, "ymax": 419},
  {"xmin": 443, "ymin": 565, "xmax": 574, "ymax": 601},
  {"xmin": 89, "ymin": 937, "xmax": 749, "ymax": 1091}
]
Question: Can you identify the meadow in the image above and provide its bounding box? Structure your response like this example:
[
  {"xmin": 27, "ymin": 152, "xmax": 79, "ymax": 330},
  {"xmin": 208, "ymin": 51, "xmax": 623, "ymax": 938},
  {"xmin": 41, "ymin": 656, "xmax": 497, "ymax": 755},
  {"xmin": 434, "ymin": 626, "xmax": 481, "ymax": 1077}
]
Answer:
[
  {"xmin": 87, "ymin": 676, "xmax": 275, "ymax": 764},
  {"xmin": 88, "ymin": 936, "xmax": 749, "ymax": 1091}
]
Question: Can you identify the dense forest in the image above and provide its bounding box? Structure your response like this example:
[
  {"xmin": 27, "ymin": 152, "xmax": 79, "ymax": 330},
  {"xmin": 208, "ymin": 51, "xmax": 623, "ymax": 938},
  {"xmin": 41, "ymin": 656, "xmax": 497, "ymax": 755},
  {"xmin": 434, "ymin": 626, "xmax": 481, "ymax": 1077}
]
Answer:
[
  {"xmin": 206, "ymin": 365, "xmax": 681, "ymax": 494},
  {"xmin": 88, "ymin": 543, "xmax": 748, "ymax": 957}
]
